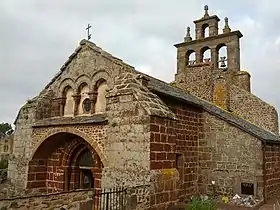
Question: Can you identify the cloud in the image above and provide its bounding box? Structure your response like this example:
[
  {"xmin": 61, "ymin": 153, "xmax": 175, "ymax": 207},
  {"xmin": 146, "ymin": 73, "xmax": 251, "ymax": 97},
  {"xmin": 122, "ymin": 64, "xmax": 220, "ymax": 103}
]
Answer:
[{"xmin": 0, "ymin": 0, "xmax": 280, "ymax": 126}]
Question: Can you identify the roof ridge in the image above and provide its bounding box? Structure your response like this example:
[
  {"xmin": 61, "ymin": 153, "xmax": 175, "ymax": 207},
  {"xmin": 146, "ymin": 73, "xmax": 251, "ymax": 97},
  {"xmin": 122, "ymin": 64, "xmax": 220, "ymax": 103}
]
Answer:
[
  {"xmin": 43, "ymin": 39, "xmax": 134, "ymax": 90},
  {"xmin": 142, "ymin": 72, "xmax": 280, "ymax": 143}
]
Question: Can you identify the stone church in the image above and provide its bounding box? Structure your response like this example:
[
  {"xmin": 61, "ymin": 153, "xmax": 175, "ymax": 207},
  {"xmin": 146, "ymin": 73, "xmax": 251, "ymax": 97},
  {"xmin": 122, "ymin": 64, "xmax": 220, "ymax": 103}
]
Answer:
[{"xmin": 5, "ymin": 5, "xmax": 280, "ymax": 209}]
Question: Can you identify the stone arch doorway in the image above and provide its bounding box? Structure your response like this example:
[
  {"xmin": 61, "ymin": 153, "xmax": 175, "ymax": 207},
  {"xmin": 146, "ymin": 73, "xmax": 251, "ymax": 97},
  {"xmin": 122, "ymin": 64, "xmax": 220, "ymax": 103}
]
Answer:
[{"xmin": 27, "ymin": 132, "xmax": 103, "ymax": 194}]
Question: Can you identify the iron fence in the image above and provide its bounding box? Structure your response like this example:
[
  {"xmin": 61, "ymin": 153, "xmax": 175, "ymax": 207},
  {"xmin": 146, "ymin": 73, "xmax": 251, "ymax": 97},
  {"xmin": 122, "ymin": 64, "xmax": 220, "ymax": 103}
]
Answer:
[{"xmin": 92, "ymin": 187, "xmax": 128, "ymax": 210}]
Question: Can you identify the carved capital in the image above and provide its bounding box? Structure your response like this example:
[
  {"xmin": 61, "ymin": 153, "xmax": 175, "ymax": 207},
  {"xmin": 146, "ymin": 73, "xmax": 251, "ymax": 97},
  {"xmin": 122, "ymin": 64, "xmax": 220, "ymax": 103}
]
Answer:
[
  {"xmin": 52, "ymin": 97, "xmax": 66, "ymax": 117},
  {"xmin": 72, "ymin": 95, "xmax": 81, "ymax": 116},
  {"xmin": 53, "ymin": 97, "xmax": 66, "ymax": 105},
  {"xmin": 72, "ymin": 94, "xmax": 81, "ymax": 102},
  {"xmin": 88, "ymin": 91, "xmax": 98, "ymax": 102},
  {"xmin": 88, "ymin": 91, "xmax": 98, "ymax": 114}
]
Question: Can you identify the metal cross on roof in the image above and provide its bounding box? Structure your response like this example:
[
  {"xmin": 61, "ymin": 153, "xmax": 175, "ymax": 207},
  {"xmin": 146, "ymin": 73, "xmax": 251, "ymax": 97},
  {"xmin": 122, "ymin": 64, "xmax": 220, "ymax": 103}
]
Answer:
[{"xmin": 86, "ymin": 24, "xmax": 92, "ymax": 40}]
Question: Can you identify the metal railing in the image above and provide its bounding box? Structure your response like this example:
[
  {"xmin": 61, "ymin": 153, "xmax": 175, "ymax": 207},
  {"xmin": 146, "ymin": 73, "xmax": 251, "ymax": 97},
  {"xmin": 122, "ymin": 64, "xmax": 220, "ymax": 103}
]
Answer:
[{"xmin": 92, "ymin": 187, "xmax": 127, "ymax": 210}]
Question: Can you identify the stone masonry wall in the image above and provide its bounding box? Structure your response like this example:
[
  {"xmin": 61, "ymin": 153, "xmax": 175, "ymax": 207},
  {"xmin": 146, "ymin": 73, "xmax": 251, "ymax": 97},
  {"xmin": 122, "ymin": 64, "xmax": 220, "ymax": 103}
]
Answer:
[
  {"xmin": 8, "ymin": 101, "xmax": 37, "ymax": 192},
  {"xmin": 149, "ymin": 97, "xmax": 204, "ymax": 209},
  {"xmin": 150, "ymin": 116, "xmax": 178, "ymax": 210},
  {"xmin": 31, "ymin": 124, "xmax": 107, "ymax": 164},
  {"xmin": 0, "ymin": 190, "xmax": 93, "ymax": 210},
  {"xmin": 174, "ymin": 63, "xmax": 214, "ymax": 102},
  {"xmin": 9, "ymin": 39, "xmax": 134, "ymax": 193},
  {"xmin": 165, "ymin": 99, "xmax": 203, "ymax": 203},
  {"xmin": 230, "ymin": 85, "xmax": 279, "ymax": 134},
  {"xmin": 199, "ymin": 112, "xmax": 264, "ymax": 199},
  {"xmin": 103, "ymin": 92, "xmax": 150, "ymax": 189},
  {"xmin": 8, "ymin": 123, "xmax": 107, "ymax": 197},
  {"xmin": 264, "ymin": 143, "xmax": 280, "ymax": 201}
]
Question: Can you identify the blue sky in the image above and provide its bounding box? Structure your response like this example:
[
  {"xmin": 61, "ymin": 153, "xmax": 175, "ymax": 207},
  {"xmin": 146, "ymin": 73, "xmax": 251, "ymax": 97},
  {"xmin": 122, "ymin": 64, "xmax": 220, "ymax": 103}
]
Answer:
[{"xmin": 0, "ymin": 0, "xmax": 279, "ymax": 127}]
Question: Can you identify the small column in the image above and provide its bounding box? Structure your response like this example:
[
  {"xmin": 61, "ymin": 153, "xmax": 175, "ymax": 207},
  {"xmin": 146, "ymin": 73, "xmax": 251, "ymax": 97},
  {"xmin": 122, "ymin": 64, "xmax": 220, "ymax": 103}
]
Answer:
[
  {"xmin": 53, "ymin": 97, "xmax": 66, "ymax": 117},
  {"xmin": 211, "ymin": 47, "xmax": 218, "ymax": 69},
  {"xmin": 195, "ymin": 50, "xmax": 202, "ymax": 64},
  {"xmin": 59, "ymin": 98, "xmax": 66, "ymax": 117},
  {"xmin": 88, "ymin": 91, "xmax": 98, "ymax": 114},
  {"xmin": 72, "ymin": 95, "xmax": 81, "ymax": 116}
]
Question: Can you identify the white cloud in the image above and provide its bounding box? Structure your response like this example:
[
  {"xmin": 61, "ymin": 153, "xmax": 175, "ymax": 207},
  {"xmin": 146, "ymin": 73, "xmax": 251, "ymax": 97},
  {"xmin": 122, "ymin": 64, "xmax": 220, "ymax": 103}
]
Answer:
[
  {"xmin": 0, "ymin": 0, "xmax": 280, "ymax": 125},
  {"xmin": 274, "ymin": 37, "xmax": 280, "ymax": 46}
]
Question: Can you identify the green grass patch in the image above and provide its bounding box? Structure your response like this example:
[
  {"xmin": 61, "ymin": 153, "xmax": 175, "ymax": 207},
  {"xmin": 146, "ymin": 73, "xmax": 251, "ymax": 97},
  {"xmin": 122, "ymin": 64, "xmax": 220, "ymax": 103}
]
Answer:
[{"xmin": 187, "ymin": 197, "xmax": 217, "ymax": 210}]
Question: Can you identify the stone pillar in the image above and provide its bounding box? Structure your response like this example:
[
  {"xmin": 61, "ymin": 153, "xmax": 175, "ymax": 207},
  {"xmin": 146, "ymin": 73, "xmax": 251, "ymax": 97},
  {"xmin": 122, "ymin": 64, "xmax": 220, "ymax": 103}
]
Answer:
[
  {"xmin": 227, "ymin": 38, "xmax": 240, "ymax": 71},
  {"xmin": 177, "ymin": 49, "xmax": 187, "ymax": 75},
  {"xmin": 72, "ymin": 95, "xmax": 81, "ymax": 116},
  {"xmin": 59, "ymin": 98, "xmax": 66, "ymax": 117},
  {"xmin": 88, "ymin": 91, "xmax": 98, "ymax": 114},
  {"xmin": 53, "ymin": 97, "xmax": 66, "ymax": 117},
  {"xmin": 196, "ymin": 50, "xmax": 202, "ymax": 64},
  {"xmin": 211, "ymin": 47, "xmax": 218, "ymax": 69},
  {"xmin": 209, "ymin": 24, "xmax": 218, "ymax": 37}
]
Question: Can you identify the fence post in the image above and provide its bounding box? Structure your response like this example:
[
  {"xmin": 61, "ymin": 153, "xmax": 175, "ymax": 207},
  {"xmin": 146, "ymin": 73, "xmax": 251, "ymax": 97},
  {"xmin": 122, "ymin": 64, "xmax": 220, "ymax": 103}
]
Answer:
[{"xmin": 105, "ymin": 189, "xmax": 109, "ymax": 210}]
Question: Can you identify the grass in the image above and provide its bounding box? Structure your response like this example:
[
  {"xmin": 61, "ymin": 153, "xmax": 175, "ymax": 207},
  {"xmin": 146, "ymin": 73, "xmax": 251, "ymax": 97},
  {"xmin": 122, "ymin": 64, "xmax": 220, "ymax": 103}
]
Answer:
[{"xmin": 187, "ymin": 197, "xmax": 218, "ymax": 210}]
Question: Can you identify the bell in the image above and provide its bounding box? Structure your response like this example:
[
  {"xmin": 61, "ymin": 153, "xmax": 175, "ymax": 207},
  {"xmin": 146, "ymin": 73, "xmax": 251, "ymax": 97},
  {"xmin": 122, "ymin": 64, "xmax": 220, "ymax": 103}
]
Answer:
[
  {"xmin": 204, "ymin": 58, "xmax": 211, "ymax": 63},
  {"xmin": 220, "ymin": 56, "xmax": 227, "ymax": 68},
  {"xmin": 220, "ymin": 60, "xmax": 226, "ymax": 68},
  {"xmin": 189, "ymin": 60, "xmax": 196, "ymax": 65}
]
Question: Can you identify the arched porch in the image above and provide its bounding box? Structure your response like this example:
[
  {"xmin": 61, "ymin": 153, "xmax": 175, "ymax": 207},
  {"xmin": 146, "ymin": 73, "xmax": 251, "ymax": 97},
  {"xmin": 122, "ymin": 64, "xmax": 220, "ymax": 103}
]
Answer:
[{"xmin": 27, "ymin": 132, "xmax": 103, "ymax": 193}]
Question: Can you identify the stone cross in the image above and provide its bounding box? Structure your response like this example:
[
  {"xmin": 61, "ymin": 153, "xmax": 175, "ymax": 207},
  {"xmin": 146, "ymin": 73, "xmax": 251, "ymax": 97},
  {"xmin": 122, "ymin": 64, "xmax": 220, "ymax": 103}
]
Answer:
[{"xmin": 86, "ymin": 24, "xmax": 92, "ymax": 40}]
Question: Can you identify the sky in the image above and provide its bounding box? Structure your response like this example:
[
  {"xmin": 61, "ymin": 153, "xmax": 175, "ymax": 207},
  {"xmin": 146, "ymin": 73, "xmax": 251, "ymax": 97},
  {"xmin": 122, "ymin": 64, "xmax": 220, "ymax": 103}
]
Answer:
[{"xmin": 0, "ymin": 0, "xmax": 280, "ymax": 125}]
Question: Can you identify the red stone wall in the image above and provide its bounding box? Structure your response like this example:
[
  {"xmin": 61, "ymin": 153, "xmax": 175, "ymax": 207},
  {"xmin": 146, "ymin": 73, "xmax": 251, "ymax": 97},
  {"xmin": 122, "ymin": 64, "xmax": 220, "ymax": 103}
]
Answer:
[
  {"xmin": 27, "ymin": 134, "xmax": 102, "ymax": 194},
  {"xmin": 150, "ymin": 96, "xmax": 203, "ymax": 209},
  {"xmin": 264, "ymin": 143, "xmax": 280, "ymax": 201},
  {"xmin": 170, "ymin": 101, "xmax": 203, "ymax": 202},
  {"xmin": 150, "ymin": 116, "xmax": 177, "ymax": 209},
  {"xmin": 28, "ymin": 145, "xmax": 68, "ymax": 193},
  {"xmin": 150, "ymin": 116, "xmax": 176, "ymax": 170},
  {"xmin": 27, "ymin": 159, "xmax": 47, "ymax": 192}
]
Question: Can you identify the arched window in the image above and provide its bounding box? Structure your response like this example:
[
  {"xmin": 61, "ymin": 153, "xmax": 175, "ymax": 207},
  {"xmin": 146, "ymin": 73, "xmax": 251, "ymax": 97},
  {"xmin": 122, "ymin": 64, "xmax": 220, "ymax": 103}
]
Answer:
[
  {"xmin": 217, "ymin": 44, "xmax": 228, "ymax": 69},
  {"xmin": 201, "ymin": 47, "xmax": 211, "ymax": 63},
  {"xmin": 77, "ymin": 83, "xmax": 90, "ymax": 115},
  {"xmin": 63, "ymin": 86, "xmax": 74, "ymax": 116},
  {"xmin": 78, "ymin": 150, "xmax": 93, "ymax": 168},
  {"xmin": 76, "ymin": 149, "xmax": 94, "ymax": 189},
  {"xmin": 95, "ymin": 80, "xmax": 108, "ymax": 113},
  {"xmin": 186, "ymin": 50, "xmax": 196, "ymax": 66},
  {"xmin": 202, "ymin": 24, "xmax": 209, "ymax": 38}
]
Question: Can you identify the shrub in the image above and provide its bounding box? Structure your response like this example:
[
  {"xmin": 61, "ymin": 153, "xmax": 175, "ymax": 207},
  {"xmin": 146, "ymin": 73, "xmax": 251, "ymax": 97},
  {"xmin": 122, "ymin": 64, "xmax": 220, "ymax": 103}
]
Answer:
[
  {"xmin": 187, "ymin": 197, "xmax": 217, "ymax": 210},
  {"xmin": 0, "ymin": 159, "xmax": 8, "ymax": 169}
]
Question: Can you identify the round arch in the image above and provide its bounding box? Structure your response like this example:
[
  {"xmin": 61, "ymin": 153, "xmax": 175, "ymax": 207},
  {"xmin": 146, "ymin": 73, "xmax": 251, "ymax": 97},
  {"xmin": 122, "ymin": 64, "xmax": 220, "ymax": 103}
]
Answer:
[
  {"xmin": 30, "ymin": 128, "xmax": 108, "ymax": 167},
  {"xmin": 58, "ymin": 78, "xmax": 75, "ymax": 97},
  {"xmin": 75, "ymin": 74, "xmax": 92, "ymax": 94},
  {"xmin": 28, "ymin": 130, "xmax": 106, "ymax": 193},
  {"xmin": 91, "ymin": 70, "xmax": 113, "ymax": 90}
]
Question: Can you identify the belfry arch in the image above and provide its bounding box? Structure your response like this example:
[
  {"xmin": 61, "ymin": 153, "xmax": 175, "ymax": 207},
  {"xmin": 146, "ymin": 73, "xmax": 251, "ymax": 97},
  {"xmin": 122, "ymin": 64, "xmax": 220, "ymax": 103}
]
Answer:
[{"xmin": 27, "ymin": 132, "xmax": 103, "ymax": 193}]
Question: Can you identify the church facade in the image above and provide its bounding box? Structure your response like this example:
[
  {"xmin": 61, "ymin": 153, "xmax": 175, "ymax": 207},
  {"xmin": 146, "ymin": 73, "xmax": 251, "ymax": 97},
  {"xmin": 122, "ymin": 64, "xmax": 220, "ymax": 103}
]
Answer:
[{"xmin": 6, "ymin": 6, "xmax": 280, "ymax": 209}]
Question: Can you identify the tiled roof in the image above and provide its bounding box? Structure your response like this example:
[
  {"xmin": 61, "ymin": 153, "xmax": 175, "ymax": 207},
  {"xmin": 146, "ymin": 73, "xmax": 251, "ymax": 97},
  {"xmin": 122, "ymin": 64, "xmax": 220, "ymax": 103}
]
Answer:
[
  {"xmin": 107, "ymin": 72, "xmax": 176, "ymax": 120},
  {"xmin": 137, "ymin": 71, "xmax": 280, "ymax": 143}
]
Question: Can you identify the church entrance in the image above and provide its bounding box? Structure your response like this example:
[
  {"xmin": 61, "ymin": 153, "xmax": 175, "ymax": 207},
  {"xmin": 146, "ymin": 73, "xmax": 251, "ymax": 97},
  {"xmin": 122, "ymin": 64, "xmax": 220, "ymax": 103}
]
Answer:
[{"xmin": 27, "ymin": 132, "xmax": 103, "ymax": 193}]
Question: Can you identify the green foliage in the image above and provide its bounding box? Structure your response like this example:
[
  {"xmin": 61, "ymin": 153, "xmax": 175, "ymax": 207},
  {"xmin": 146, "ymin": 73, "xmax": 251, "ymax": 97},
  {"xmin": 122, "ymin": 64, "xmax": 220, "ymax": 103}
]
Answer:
[
  {"xmin": 0, "ymin": 123, "xmax": 13, "ymax": 139},
  {"xmin": 0, "ymin": 159, "xmax": 8, "ymax": 169},
  {"xmin": 187, "ymin": 197, "xmax": 217, "ymax": 210}
]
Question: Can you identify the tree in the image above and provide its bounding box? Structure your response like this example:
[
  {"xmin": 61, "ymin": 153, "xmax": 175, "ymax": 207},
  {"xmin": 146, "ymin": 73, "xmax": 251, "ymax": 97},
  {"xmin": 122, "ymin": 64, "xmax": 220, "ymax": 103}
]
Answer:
[{"xmin": 0, "ymin": 123, "xmax": 13, "ymax": 139}]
